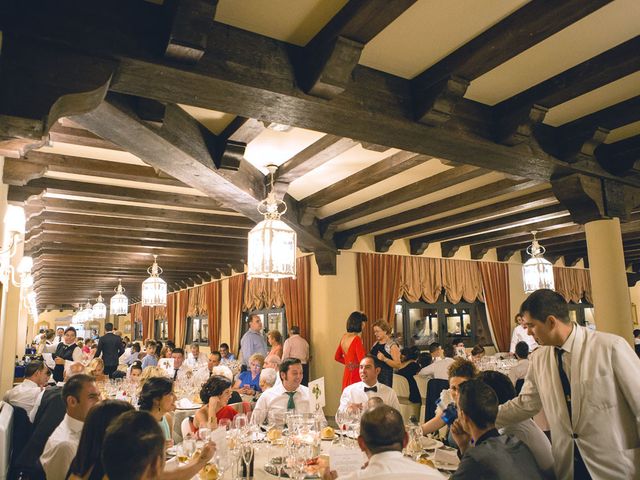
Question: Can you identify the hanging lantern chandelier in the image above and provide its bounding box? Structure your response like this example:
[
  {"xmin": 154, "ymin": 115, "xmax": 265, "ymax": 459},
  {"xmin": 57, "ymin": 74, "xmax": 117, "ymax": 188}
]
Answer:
[
  {"xmin": 522, "ymin": 230, "xmax": 555, "ymax": 294},
  {"xmin": 247, "ymin": 165, "xmax": 297, "ymax": 280},
  {"xmin": 77, "ymin": 299, "xmax": 93, "ymax": 323},
  {"xmin": 142, "ymin": 254, "xmax": 167, "ymax": 307},
  {"xmin": 92, "ymin": 291, "xmax": 107, "ymax": 320},
  {"xmin": 110, "ymin": 278, "xmax": 129, "ymax": 315}
]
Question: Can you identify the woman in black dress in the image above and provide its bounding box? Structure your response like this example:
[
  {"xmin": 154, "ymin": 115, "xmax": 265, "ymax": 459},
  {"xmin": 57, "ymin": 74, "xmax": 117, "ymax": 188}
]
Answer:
[
  {"xmin": 370, "ymin": 319, "xmax": 401, "ymax": 387},
  {"xmin": 397, "ymin": 346, "xmax": 423, "ymax": 406}
]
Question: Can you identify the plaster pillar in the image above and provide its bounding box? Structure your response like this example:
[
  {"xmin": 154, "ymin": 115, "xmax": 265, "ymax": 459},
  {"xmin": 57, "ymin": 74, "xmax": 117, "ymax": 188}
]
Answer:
[{"xmin": 585, "ymin": 218, "xmax": 634, "ymax": 344}]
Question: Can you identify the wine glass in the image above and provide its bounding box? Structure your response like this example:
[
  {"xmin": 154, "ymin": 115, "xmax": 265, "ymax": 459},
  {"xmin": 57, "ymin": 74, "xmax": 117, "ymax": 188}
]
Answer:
[
  {"xmin": 218, "ymin": 418, "xmax": 232, "ymax": 431},
  {"xmin": 234, "ymin": 413, "xmax": 248, "ymax": 432},
  {"xmin": 335, "ymin": 409, "xmax": 349, "ymax": 446},
  {"xmin": 198, "ymin": 427, "xmax": 211, "ymax": 444}
]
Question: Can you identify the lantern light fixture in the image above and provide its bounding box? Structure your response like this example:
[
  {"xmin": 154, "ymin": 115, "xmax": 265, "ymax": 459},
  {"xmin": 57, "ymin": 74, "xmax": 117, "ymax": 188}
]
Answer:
[
  {"xmin": 247, "ymin": 164, "xmax": 297, "ymax": 280},
  {"xmin": 110, "ymin": 278, "xmax": 129, "ymax": 315},
  {"xmin": 92, "ymin": 291, "xmax": 107, "ymax": 320},
  {"xmin": 522, "ymin": 230, "xmax": 555, "ymax": 294},
  {"xmin": 142, "ymin": 255, "xmax": 167, "ymax": 307}
]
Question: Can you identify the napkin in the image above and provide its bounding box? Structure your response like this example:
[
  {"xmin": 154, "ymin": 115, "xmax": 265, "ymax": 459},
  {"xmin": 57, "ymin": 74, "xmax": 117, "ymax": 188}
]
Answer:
[
  {"xmin": 434, "ymin": 448, "xmax": 460, "ymax": 466},
  {"xmin": 177, "ymin": 398, "xmax": 196, "ymax": 409}
]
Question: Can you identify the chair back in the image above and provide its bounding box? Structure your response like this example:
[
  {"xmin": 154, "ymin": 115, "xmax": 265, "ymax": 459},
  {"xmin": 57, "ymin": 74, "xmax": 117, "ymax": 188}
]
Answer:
[
  {"xmin": 0, "ymin": 402, "xmax": 14, "ymax": 480},
  {"xmin": 181, "ymin": 416, "xmax": 194, "ymax": 439},
  {"xmin": 515, "ymin": 378, "xmax": 525, "ymax": 395},
  {"xmin": 392, "ymin": 374, "xmax": 410, "ymax": 399},
  {"xmin": 425, "ymin": 378, "xmax": 449, "ymax": 422}
]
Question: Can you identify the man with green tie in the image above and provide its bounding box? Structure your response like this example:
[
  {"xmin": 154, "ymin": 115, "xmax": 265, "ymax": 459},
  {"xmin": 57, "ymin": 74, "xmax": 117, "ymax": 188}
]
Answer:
[{"xmin": 251, "ymin": 357, "xmax": 312, "ymax": 425}]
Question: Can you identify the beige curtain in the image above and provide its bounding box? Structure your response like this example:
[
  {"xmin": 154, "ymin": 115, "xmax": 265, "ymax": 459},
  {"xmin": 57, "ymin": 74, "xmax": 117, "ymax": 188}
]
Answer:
[
  {"xmin": 553, "ymin": 266, "xmax": 593, "ymax": 304},
  {"xmin": 205, "ymin": 282, "xmax": 222, "ymax": 350},
  {"xmin": 282, "ymin": 256, "xmax": 311, "ymax": 341},
  {"xmin": 167, "ymin": 292, "xmax": 177, "ymax": 341},
  {"xmin": 441, "ymin": 258, "xmax": 484, "ymax": 304},
  {"xmin": 175, "ymin": 290, "xmax": 189, "ymax": 347},
  {"xmin": 187, "ymin": 285, "xmax": 206, "ymax": 317},
  {"xmin": 228, "ymin": 274, "xmax": 246, "ymax": 352},
  {"xmin": 479, "ymin": 262, "xmax": 511, "ymax": 352},
  {"xmin": 399, "ymin": 256, "xmax": 443, "ymax": 303},
  {"xmin": 243, "ymin": 277, "xmax": 285, "ymax": 310}
]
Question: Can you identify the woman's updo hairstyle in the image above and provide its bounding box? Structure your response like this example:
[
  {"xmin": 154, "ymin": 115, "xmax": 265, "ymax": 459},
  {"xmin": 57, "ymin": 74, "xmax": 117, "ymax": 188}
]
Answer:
[
  {"xmin": 138, "ymin": 376, "xmax": 174, "ymax": 411},
  {"xmin": 199, "ymin": 375, "xmax": 232, "ymax": 404}
]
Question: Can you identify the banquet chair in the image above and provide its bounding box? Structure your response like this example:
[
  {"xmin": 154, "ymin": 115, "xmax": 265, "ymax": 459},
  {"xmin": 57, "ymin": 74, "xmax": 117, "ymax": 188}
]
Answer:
[
  {"xmin": 424, "ymin": 378, "xmax": 449, "ymax": 422},
  {"xmin": 181, "ymin": 416, "xmax": 195, "ymax": 440},
  {"xmin": 0, "ymin": 401, "xmax": 14, "ymax": 480},
  {"xmin": 414, "ymin": 375, "xmax": 428, "ymax": 422},
  {"xmin": 391, "ymin": 374, "xmax": 418, "ymax": 422}
]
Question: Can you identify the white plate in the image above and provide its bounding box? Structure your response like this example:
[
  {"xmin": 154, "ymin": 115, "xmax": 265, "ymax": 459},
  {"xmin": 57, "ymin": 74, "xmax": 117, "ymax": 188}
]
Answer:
[
  {"xmin": 166, "ymin": 446, "xmax": 177, "ymax": 456},
  {"xmin": 420, "ymin": 437, "xmax": 443, "ymax": 450},
  {"xmin": 433, "ymin": 460, "xmax": 458, "ymax": 472}
]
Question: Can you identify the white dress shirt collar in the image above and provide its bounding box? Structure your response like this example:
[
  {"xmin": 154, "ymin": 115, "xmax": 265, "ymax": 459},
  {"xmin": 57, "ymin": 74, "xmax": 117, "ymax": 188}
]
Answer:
[
  {"xmin": 64, "ymin": 413, "xmax": 85, "ymax": 434},
  {"xmin": 559, "ymin": 323, "xmax": 577, "ymax": 354}
]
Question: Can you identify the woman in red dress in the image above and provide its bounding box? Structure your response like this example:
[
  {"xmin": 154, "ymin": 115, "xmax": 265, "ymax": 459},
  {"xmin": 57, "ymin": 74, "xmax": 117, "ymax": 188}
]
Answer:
[
  {"xmin": 335, "ymin": 311, "xmax": 368, "ymax": 390},
  {"xmin": 193, "ymin": 375, "xmax": 237, "ymax": 433}
]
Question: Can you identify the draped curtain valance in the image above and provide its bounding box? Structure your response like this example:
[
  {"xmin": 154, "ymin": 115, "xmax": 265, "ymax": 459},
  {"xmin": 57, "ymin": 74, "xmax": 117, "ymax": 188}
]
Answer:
[
  {"xmin": 553, "ymin": 266, "xmax": 592, "ymax": 304},
  {"xmin": 187, "ymin": 285, "xmax": 207, "ymax": 317}
]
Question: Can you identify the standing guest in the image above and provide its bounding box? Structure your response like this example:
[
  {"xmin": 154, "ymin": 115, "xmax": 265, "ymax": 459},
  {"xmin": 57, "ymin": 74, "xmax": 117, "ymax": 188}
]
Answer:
[
  {"xmin": 252, "ymin": 358, "xmax": 311, "ymax": 424},
  {"xmin": 86, "ymin": 358, "xmax": 108, "ymax": 382},
  {"xmin": 194, "ymin": 375, "xmax": 237, "ymax": 430},
  {"xmin": 37, "ymin": 329, "xmax": 56, "ymax": 354},
  {"xmin": 138, "ymin": 376, "xmax": 177, "ymax": 447},
  {"xmin": 450, "ymin": 379, "xmax": 544, "ymax": 480},
  {"xmin": 187, "ymin": 343, "xmax": 208, "ymax": 367},
  {"xmin": 267, "ymin": 330, "xmax": 283, "ymax": 358},
  {"xmin": 338, "ymin": 355, "xmax": 400, "ymax": 413},
  {"xmin": 141, "ymin": 340, "xmax": 159, "ymax": 369},
  {"xmin": 497, "ymin": 289, "xmax": 640, "ymax": 479},
  {"xmin": 54, "ymin": 327, "xmax": 65, "ymax": 345},
  {"xmin": 335, "ymin": 311, "xmax": 367, "ymax": 390},
  {"xmin": 508, "ymin": 341, "xmax": 530, "ymax": 385},
  {"xmin": 53, "ymin": 327, "xmax": 84, "ymax": 382},
  {"xmin": 470, "ymin": 345, "xmax": 486, "ymax": 362},
  {"xmin": 240, "ymin": 315, "xmax": 268, "ymax": 368},
  {"xmin": 418, "ymin": 343, "xmax": 455, "ymax": 380},
  {"xmin": 323, "ymin": 405, "xmax": 444, "ymax": 480},
  {"xmin": 478, "ymin": 371, "xmax": 554, "ymax": 478},
  {"xmin": 396, "ymin": 346, "xmax": 422, "ymax": 407},
  {"xmin": 67, "ymin": 400, "xmax": 135, "ymax": 480},
  {"xmin": 370, "ymin": 320, "xmax": 401, "ymax": 387},
  {"xmin": 282, "ymin": 325, "xmax": 310, "ymax": 385},
  {"xmin": 3, "ymin": 361, "xmax": 50, "ymax": 413},
  {"xmin": 33, "ymin": 328, "xmax": 45, "ymax": 345},
  {"xmin": 40, "ymin": 374, "xmax": 101, "ymax": 480},
  {"xmin": 234, "ymin": 353, "xmax": 264, "ymax": 394},
  {"xmin": 219, "ymin": 342, "xmax": 236, "ymax": 362},
  {"xmin": 510, "ymin": 313, "xmax": 538, "ymax": 354},
  {"xmin": 94, "ymin": 322, "xmax": 124, "ymax": 377}
]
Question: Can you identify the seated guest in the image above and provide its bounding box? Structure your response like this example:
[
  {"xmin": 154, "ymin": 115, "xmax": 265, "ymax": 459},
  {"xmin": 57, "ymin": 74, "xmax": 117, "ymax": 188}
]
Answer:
[
  {"xmin": 508, "ymin": 341, "xmax": 530, "ymax": 385},
  {"xmin": 3, "ymin": 361, "xmax": 49, "ymax": 413},
  {"xmin": 141, "ymin": 340, "xmax": 159, "ymax": 369},
  {"xmin": 417, "ymin": 351, "xmax": 432, "ymax": 369},
  {"xmin": 396, "ymin": 346, "xmax": 422, "ymax": 406},
  {"xmin": 259, "ymin": 367, "xmax": 278, "ymax": 392},
  {"xmin": 68, "ymin": 400, "xmax": 134, "ymax": 480},
  {"xmin": 186, "ymin": 343, "xmax": 208, "ymax": 367},
  {"xmin": 194, "ymin": 351, "xmax": 223, "ymax": 384},
  {"xmin": 138, "ymin": 377, "xmax": 176, "ymax": 447},
  {"xmin": 420, "ymin": 358, "xmax": 477, "ymax": 442},
  {"xmin": 252, "ymin": 358, "xmax": 311, "ymax": 425},
  {"xmin": 124, "ymin": 342, "xmax": 141, "ymax": 365},
  {"xmin": 194, "ymin": 375, "xmax": 237, "ymax": 430},
  {"xmin": 128, "ymin": 361, "xmax": 143, "ymax": 383},
  {"xmin": 478, "ymin": 371, "xmax": 554, "ymax": 478},
  {"xmin": 40, "ymin": 374, "xmax": 101, "ymax": 480},
  {"xmin": 634, "ymin": 328, "xmax": 640, "ymax": 345},
  {"xmin": 170, "ymin": 348, "xmax": 193, "ymax": 381},
  {"xmin": 86, "ymin": 357, "xmax": 108, "ymax": 382},
  {"xmin": 264, "ymin": 353, "xmax": 281, "ymax": 370},
  {"xmin": 139, "ymin": 365, "xmax": 169, "ymax": 388},
  {"xmin": 324, "ymin": 405, "xmax": 444, "ymax": 479},
  {"xmin": 429, "ymin": 342, "xmax": 443, "ymax": 360},
  {"xmin": 339, "ymin": 355, "xmax": 400, "ymax": 413},
  {"xmin": 454, "ymin": 339, "xmax": 467, "ymax": 358},
  {"xmin": 160, "ymin": 345, "xmax": 174, "ymax": 359},
  {"xmin": 470, "ymin": 344, "xmax": 486, "ymax": 362},
  {"xmin": 234, "ymin": 353, "xmax": 263, "ymax": 394},
  {"xmin": 418, "ymin": 343, "xmax": 455, "ymax": 379},
  {"xmin": 451, "ymin": 379, "xmax": 544, "ymax": 479},
  {"xmin": 208, "ymin": 365, "xmax": 243, "ymax": 404},
  {"xmin": 219, "ymin": 342, "xmax": 236, "ymax": 363}
]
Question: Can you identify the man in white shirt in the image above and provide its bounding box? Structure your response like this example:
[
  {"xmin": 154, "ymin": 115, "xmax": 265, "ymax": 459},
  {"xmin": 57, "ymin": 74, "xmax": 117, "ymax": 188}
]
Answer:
[
  {"xmin": 3, "ymin": 361, "xmax": 50, "ymax": 413},
  {"xmin": 418, "ymin": 344, "xmax": 455, "ymax": 380},
  {"xmin": 186, "ymin": 344, "xmax": 209, "ymax": 367},
  {"xmin": 53, "ymin": 327, "xmax": 64, "ymax": 345},
  {"xmin": 282, "ymin": 326, "xmax": 310, "ymax": 385},
  {"xmin": 339, "ymin": 355, "xmax": 400, "ymax": 413},
  {"xmin": 509, "ymin": 313, "xmax": 538, "ymax": 353},
  {"xmin": 324, "ymin": 405, "xmax": 444, "ymax": 479},
  {"xmin": 40, "ymin": 374, "xmax": 101, "ymax": 480},
  {"xmin": 170, "ymin": 348, "xmax": 195, "ymax": 382},
  {"xmin": 508, "ymin": 341, "xmax": 530, "ymax": 385},
  {"xmin": 497, "ymin": 289, "xmax": 640, "ymax": 480},
  {"xmin": 252, "ymin": 358, "xmax": 311, "ymax": 425}
]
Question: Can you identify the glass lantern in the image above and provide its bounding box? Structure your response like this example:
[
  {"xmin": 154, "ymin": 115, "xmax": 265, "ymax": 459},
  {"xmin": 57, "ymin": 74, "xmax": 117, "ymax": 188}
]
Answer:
[
  {"xmin": 92, "ymin": 292, "xmax": 107, "ymax": 320},
  {"xmin": 142, "ymin": 255, "xmax": 167, "ymax": 307},
  {"xmin": 522, "ymin": 231, "xmax": 555, "ymax": 294},
  {"xmin": 110, "ymin": 279, "xmax": 129, "ymax": 316}
]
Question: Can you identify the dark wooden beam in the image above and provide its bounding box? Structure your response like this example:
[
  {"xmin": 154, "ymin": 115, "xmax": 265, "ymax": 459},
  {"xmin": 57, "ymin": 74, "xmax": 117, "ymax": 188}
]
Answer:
[
  {"xmin": 214, "ymin": 116, "xmax": 266, "ymax": 171},
  {"xmin": 295, "ymin": 0, "xmax": 417, "ymax": 99},
  {"xmin": 374, "ymin": 189, "xmax": 556, "ymax": 252},
  {"xmin": 28, "ymin": 244, "xmax": 246, "ymax": 261},
  {"xmin": 412, "ymin": 0, "xmax": 611, "ymax": 125},
  {"xmin": 48, "ymin": 123, "xmax": 124, "ymax": 150},
  {"xmin": 163, "ymin": 0, "xmax": 218, "ymax": 64},
  {"xmin": 596, "ymin": 135, "xmax": 640, "ymax": 176},
  {"xmin": 334, "ymin": 179, "xmax": 539, "ymax": 249},
  {"xmin": 321, "ymin": 165, "xmax": 487, "ymax": 230}
]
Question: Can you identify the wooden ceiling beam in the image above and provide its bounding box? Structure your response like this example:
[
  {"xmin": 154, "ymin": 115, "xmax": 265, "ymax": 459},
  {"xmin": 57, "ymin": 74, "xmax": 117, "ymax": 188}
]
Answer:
[
  {"xmin": 48, "ymin": 123, "xmax": 124, "ymax": 150},
  {"xmin": 28, "ymin": 244, "xmax": 246, "ymax": 261},
  {"xmin": 164, "ymin": 0, "xmax": 218, "ymax": 64},
  {"xmin": 596, "ymin": 135, "xmax": 640, "ymax": 176},
  {"xmin": 409, "ymin": 205, "xmax": 569, "ymax": 255},
  {"xmin": 321, "ymin": 165, "xmax": 488, "ymax": 230},
  {"xmin": 334, "ymin": 179, "xmax": 539, "ymax": 249},
  {"xmin": 374, "ymin": 189, "xmax": 556, "ymax": 252},
  {"xmin": 412, "ymin": 0, "xmax": 610, "ymax": 125}
]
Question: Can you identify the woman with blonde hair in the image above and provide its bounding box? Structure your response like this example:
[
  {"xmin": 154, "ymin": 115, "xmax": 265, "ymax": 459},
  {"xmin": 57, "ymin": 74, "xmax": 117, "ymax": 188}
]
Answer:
[
  {"xmin": 87, "ymin": 358, "xmax": 108, "ymax": 382},
  {"xmin": 234, "ymin": 353, "xmax": 263, "ymax": 394},
  {"xmin": 370, "ymin": 319, "xmax": 401, "ymax": 387},
  {"xmin": 139, "ymin": 365, "xmax": 169, "ymax": 388}
]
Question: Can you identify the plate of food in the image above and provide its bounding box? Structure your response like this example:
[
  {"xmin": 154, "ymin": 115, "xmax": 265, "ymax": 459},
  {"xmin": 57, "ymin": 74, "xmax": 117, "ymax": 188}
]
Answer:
[
  {"xmin": 320, "ymin": 426, "xmax": 335, "ymax": 441},
  {"xmin": 264, "ymin": 457, "xmax": 321, "ymax": 478},
  {"xmin": 420, "ymin": 436, "xmax": 444, "ymax": 450}
]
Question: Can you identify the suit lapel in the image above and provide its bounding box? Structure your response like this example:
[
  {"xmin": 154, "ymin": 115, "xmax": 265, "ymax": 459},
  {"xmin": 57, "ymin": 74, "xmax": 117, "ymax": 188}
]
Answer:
[
  {"xmin": 545, "ymin": 346, "xmax": 573, "ymax": 429},
  {"xmin": 569, "ymin": 325, "xmax": 585, "ymax": 426}
]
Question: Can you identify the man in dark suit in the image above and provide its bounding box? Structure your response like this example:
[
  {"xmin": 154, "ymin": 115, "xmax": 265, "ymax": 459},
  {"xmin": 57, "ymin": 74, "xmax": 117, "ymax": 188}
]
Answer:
[
  {"xmin": 95, "ymin": 322, "xmax": 124, "ymax": 376},
  {"xmin": 451, "ymin": 379, "xmax": 544, "ymax": 480}
]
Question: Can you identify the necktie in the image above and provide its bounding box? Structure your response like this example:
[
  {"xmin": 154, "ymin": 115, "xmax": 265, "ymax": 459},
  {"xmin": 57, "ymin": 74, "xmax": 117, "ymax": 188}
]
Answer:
[
  {"xmin": 173, "ymin": 369, "xmax": 179, "ymax": 381},
  {"xmin": 364, "ymin": 386, "xmax": 378, "ymax": 393},
  {"xmin": 285, "ymin": 392, "xmax": 296, "ymax": 410},
  {"xmin": 555, "ymin": 348, "xmax": 572, "ymax": 419}
]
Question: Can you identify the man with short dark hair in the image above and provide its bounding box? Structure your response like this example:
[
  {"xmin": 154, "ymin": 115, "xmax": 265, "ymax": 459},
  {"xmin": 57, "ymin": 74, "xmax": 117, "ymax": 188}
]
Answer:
[
  {"xmin": 40, "ymin": 374, "xmax": 100, "ymax": 480},
  {"xmin": 95, "ymin": 322, "xmax": 124, "ymax": 376},
  {"xmin": 451, "ymin": 379, "xmax": 543, "ymax": 479},
  {"xmin": 240, "ymin": 314, "xmax": 268, "ymax": 368},
  {"xmin": 339, "ymin": 355, "xmax": 400, "ymax": 413},
  {"xmin": 282, "ymin": 325, "xmax": 310, "ymax": 385},
  {"xmin": 325, "ymin": 405, "xmax": 444, "ymax": 479},
  {"xmin": 418, "ymin": 343, "xmax": 455, "ymax": 380},
  {"xmin": 54, "ymin": 327, "xmax": 64, "ymax": 345},
  {"xmin": 497, "ymin": 289, "xmax": 640, "ymax": 479},
  {"xmin": 187, "ymin": 343, "xmax": 208, "ymax": 367},
  {"xmin": 508, "ymin": 341, "xmax": 530, "ymax": 385},
  {"xmin": 634, "ymin": 328, "xmax": 640, "ymax": 345},
  {"xmin": 171, "ymin": 348, "xmax": 193, "ymax": 381},
  {"xmin": 252, "ymin": 358, "xmax": 311, "ymax": 424},
  {"xmin": 3, "ymin": 361, "xmax": 49, "ymax": 413},
  {"xmin": 219, "ymin": 342, "xmax": 236, "ymax": 362},
  {"xmin": 141, "ymin": 340, "xmax": 158, "ymax": 369}
]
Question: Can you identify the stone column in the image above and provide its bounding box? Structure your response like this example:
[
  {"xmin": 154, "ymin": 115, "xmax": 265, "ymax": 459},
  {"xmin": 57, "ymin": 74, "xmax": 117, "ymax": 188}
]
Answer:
[{"xmin": 585, "ymin": 218, "xmax": 634, "ymax": 344}]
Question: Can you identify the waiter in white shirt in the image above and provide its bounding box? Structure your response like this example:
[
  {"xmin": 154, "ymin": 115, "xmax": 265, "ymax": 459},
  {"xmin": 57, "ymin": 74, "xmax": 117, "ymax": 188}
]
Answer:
[
  {"xmin": 497, "ymin": 289, "xmax": 640, "ymax": 480},
  {"xmin": 339, "ymin": 355, "xmax": 400, "ymax": 413},
  {"xmin": 252, "ymin": 358, "xmax": 311, "ymax": 425},
  {"xmin": 510, "ymin": 313, "xmax": 538, "ymax": 353}
]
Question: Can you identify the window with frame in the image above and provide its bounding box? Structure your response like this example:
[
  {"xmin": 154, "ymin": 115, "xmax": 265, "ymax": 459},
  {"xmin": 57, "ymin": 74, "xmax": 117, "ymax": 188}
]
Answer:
[
  {"xmin": 185, "ymin": 315, "xmax": 209, "ymax": 345},
  {"xmin": 394, "ymin": 294, "xmax": 492, "ymax": 350},
  {"xmin": 568, "ymin": 300, "xmax": 595, "ymax": 328},
  {"xmin": 133, "ymin": 320, "xmax": 143, "ymax": 341},
  {"xmin": 154, "ymin": 318, "xmax": 168, "ymax": 341},
  {"xmin": 240, "ymin": 307, "xmax": 287, "ymax": 343}
]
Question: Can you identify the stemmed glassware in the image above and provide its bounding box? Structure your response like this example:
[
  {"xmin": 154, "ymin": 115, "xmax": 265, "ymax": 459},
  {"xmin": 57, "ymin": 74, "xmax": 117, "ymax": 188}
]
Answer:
[{"xmin": 241, "ymin": 440, "xmax": 254, "ymax": 477}]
